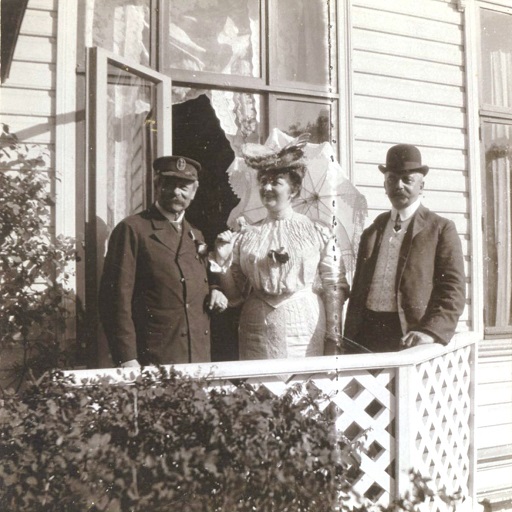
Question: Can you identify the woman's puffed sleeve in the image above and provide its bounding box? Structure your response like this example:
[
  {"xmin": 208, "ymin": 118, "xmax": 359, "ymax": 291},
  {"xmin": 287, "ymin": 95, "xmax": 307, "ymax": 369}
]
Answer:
[{"xmin": 315, "ymin": 224, "xmax": 350, "ymax": 354}]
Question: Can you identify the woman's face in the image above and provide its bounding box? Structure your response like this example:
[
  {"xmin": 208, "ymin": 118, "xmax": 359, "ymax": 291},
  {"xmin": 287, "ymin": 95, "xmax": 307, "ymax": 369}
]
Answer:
[{"xmin": 258, "ymin": 172, "xmax": 298, "ymax": 213}]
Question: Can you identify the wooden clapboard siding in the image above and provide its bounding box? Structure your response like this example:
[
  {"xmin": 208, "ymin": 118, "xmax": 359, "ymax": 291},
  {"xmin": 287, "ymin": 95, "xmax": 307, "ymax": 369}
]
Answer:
[
  {"xmin": 352, "ymin": 5, "xmax": 462, "ymax": 45},
  {"xmin": 18, "ymin": 6, "xmax": 56, "ymax": 37},
  {"xmin": 5, "ymin": 61, "xmax": 56, "ymax": 91},
  {"xmin": 353, "ymin": 0, "xmax": 463, "ymax": 23},
  {"xmin": 1, "ymin": 89, "xmax": 54, "ymax": 117},
  {"xmin": 1, "ymin": 0, "xmax": 57, "ymax": 138},
  {"xmin": 476, "ymin": 338, "xmax": 512, "ymax": 506},
  {"xmin": 0, "ymin": 0, "xmax": 57, "ymax": 179},
  {"xmin": 0, "ymin": 115, "xmax": 54, "ymax": 145},
  {"xmin": 354, "ymin": 96, "xmax": 466, "ymax": 128},
  {"xmin": 354, "ymin": 141, "xmax": 468, "ymax": 171},
  {"xmin": 8, "ymin": 35, "xmax": 56, "ymax": 65},
  {"xmin": 354, "ymin": 119, "xmax": 466, "ymax": 150},
  {"xmin": 353, "ymin": 73, "xmax": 465, "ymax": 108},
  {"xmin": 350, "ymin": 0, "xmax": 468, "ymax": 253}
]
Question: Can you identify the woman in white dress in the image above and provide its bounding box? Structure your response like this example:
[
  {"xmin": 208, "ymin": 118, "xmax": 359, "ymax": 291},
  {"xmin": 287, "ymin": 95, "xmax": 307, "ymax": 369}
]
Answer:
[{"xmin": 211, "ymin": 136, "xmax": 349, "ymax": 359}]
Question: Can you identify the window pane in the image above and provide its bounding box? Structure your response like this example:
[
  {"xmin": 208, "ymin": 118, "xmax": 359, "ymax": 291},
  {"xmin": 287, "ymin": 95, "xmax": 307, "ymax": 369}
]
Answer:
[
  {"xmin": 275, "ymin": 98, "xmax": 337, "ymax": 147},
  {"xmin": 480, "ymin": 9, "xmax": 512, "ymax": 109},
  {"xmin": 273, "ymin": 0, "xmax": 335, "ymax": 88},
  {"xmin": 105, "ymin": 63, "xmax": 156, "ymax": 232},
  {"xmin": 165, "ymin": 0, "xmax": 261, "ymax": 77},
  {"xmin": 85, "ymin": 0, "xmax": 151, "ymax": 66},
  {"xmin": 483, "ymin": 122, "xmax": 512, "ymax": 329}
]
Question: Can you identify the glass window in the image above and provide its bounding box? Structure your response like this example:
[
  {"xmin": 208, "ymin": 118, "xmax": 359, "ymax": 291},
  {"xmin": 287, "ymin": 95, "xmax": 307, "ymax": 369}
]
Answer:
[
  {"xmin": 85, "ymin": 0, "xmax": 151, "ymax": 66},
  {"xmin": 482, "ymin": 121, "xmax": 512, "ymax": 330},
  {"xmin": 480, "ymin": 8, "xmax": 512, "ymax": 109},
  {"xmin": 272, "ymin": 0, "xmax": 335, "ymax": 89},
  {"xmin": 105, "ymin": 63, "xmax": 156, "ymax": 231},
  {"xmin": 480, "ymin": 8, "xmax": 512, "ymax": 333},
  {"xmin": 165, "ymin": 0, "xmax": 261, "ymax": 77},
  {"xmin": 275, "ymin": 98, "xmax": 337, "ymax": 147}
]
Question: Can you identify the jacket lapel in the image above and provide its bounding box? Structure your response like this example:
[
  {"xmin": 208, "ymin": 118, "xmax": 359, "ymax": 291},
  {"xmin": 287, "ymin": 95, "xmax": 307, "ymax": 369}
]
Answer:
[
  {"xmin": 396, "ymin": 204, "xmax": 428, "ymax": 288},
  {"xmin": 179, "ymin": 219, "xmax": 199, "ymax": 257},
  {"xmin": 360, "ymin": 212, "xmax": 389, "ymax": 290},
  {"xmin": 368, "ymin": 212, "xmax": 390, "ymax": 263},
  {"xmin": 149, "ymin": 205, "xmax": 182, "ymax": 254}
]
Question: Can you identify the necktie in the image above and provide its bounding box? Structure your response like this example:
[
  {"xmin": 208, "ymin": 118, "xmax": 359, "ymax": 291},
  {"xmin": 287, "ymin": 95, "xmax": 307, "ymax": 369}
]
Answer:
[
  {"xmin": 393, "ymin": 215, "xmax": 402, "ymax": 233},
  {"xmin": 170, "ymin": 221, "xmax": 182, "ymax": 233}
]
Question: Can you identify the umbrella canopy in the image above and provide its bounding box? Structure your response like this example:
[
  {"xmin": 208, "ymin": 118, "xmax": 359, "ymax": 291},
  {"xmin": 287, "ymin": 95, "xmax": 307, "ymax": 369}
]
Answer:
[{"xmin": 226, "ymin": 129, "xmax": 367, "ymax": 271}]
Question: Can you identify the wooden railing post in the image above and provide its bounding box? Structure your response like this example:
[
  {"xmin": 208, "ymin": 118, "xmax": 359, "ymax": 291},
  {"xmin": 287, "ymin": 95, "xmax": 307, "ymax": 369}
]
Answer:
[{"xmin": 395, "ymin": 364, "xmax": 416, "ymax": 499}]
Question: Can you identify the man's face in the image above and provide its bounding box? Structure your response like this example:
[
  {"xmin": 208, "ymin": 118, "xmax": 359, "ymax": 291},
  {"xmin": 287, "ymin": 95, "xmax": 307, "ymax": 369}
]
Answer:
[
  {"xmin": 156, "ymin": 176, "xmax": 198, "ymax": 215},
  {"xmin": 384, "ymin": 171, "xmax": 424, "ymax": 210}
]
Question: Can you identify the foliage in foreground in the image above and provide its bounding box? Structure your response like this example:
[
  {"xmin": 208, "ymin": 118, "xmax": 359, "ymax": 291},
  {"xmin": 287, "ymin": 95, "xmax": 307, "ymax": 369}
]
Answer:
[
  {"xmin": 0, "ymin": 368, "xmax": 472, "ymax": 512},
  {"xmin": 0, "ymin": 368, "xmax": 361, "ymax": 511},
  {"xmin": 0, "ymin": 124, "xmax": 77, "ymax": 390}
]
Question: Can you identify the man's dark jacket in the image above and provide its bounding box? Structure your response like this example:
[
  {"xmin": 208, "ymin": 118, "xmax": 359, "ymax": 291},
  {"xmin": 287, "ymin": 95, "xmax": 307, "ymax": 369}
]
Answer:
[
  {"xmin": 344, "ymin": 204, "xmax": 466, "ymax": 349},
  {"xmin": 99, "ymin": 205, "xmax": 211, "ymax": 365}
]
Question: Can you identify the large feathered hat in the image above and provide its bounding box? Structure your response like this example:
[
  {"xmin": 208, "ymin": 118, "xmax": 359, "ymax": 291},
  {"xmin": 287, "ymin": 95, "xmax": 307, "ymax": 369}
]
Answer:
[{"xmin": 242, "ymin": 133, "xmax": 310, "ymax": 174}]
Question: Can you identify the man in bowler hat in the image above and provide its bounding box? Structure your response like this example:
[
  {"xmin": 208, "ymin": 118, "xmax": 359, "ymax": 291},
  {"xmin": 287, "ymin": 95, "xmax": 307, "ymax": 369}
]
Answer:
[
  {"xmin": 344, "ymin": 144, "xmax": 466, "ymax": 352},
  {"xmin": 99, "ymin": 156, "xmax": 228, "ymax": 367}
]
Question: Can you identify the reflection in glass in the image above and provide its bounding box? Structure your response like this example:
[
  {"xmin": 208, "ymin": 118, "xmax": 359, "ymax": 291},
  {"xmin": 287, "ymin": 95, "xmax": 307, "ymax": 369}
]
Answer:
[
  {"xmin": 480, "ymin": 9, "xmax": 512, "ymax": 108},
  {"xmin": 85, "ymin": 0, "xmax": 151, "ymax": 66},
  {"xmin": 166, "ymin": 0, "xmax": 260, "ymax": 77},
  {"xmin": 274, "ymin": 0, "xmax": 335, "ymax": 87},
  {"xmin": 276, "ymin": 99, "xmax": 335, "ymax": 145},
  {"xmin": 483, "ymin": 122, "xmax": 512, "ymax": 328},
  {"xmin": 106, "ymin": 63, "xmax": 156, "ymax": 233}
]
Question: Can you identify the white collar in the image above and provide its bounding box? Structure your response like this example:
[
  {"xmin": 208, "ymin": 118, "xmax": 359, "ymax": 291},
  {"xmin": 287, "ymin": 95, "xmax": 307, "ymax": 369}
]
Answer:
[
  {"xmin": 392, "ymin": 199, "xmax": 422, "ymax": 222},
  {"xmin": 155, "ymin": 202, "xmax": 185, "ymax": 223}
]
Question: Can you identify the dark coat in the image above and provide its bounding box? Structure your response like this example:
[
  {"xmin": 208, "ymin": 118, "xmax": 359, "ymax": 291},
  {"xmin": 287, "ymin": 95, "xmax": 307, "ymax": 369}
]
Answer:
[
  {"xmin": 344, "ymin": 204, "xmax": 466, "ymax": 348},
  {"xmin": 99, "ymin": 205, "xmax": 211, "ymax": 365}
]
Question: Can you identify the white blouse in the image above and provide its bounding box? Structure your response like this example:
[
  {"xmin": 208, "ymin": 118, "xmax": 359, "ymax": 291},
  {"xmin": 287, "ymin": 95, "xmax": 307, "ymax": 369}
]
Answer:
[{"xmin": 231, "ymin": 211, "xmax": 348, "ymax": 307}]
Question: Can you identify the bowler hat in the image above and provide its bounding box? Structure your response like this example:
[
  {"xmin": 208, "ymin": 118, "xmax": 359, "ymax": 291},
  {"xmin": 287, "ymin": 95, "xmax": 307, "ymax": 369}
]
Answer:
[
  {"xmin": 378, "ymin": 144, "xmax": 429, "ymax": 175},
  {"xmin": 153, "ymin": 156, "xmax": 201, "ymax": 181}
]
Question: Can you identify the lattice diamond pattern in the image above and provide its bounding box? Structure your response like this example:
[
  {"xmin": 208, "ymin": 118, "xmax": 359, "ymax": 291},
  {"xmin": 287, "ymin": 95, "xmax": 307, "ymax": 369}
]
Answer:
[
  {"xmin": 227, "ymin": 369, "xmax": 397, "ymax": 505},
  {"xmin": 414, "ymin": 346, "xmax": 472, "ymax": 505},
  {"xmin": 204, "ymin": 344, "xmax": 473, "ymax": 508}
]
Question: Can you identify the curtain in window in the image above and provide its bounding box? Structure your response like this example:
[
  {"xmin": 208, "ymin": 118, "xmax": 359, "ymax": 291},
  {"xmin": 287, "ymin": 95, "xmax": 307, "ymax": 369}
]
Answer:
[
  {"xmin": 106, "ymin": 80, "xmax": 152, "ymax": 231},
  {"xmin": 85, "ymin": 0, "xmax": 150, "ymax": 65},
  {"xmin": 165, "ymin": 0, "xmax": 261, "ymax": 153},
  {"xmin": 487, "ymin": 50, "xmax": 512, "ymax": 328}
]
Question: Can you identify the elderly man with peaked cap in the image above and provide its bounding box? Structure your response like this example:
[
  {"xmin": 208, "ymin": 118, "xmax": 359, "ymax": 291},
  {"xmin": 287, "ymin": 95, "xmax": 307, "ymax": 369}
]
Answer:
[
  {"xmin": 344, "ymin": 144, "xmax": 466, "ymax": 353},
  {"xmin": 99, "ymin": 155, "xmax": 228, "ymax": 367}
]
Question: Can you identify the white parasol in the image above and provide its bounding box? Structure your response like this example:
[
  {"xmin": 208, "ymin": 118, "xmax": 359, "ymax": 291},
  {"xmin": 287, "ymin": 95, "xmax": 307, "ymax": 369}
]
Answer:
[{"xmin": 226, "ymin": 129, "xmax": 367, "ymax": 271}]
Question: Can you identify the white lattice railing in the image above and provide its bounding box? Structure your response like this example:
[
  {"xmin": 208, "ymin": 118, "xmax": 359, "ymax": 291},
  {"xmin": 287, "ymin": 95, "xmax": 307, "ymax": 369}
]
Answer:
[{"xmin": 65, "ymin": 332, "xmax": 477, "ymax": 509}]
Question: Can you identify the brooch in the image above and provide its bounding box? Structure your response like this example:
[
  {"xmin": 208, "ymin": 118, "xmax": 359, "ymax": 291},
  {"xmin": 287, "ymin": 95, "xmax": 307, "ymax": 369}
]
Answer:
[
  {"xmin": 189, "ymin": 230, "xmax": 208, "ymax": 257},
  {"xmin": 268, "ymin": 247, "xmax": 289, "ymax": 264}
]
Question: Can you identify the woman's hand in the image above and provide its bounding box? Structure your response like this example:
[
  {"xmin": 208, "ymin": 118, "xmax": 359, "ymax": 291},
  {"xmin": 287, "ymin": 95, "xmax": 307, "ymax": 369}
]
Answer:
[{"xmin": 213, "ymin": 230, "xmax": 237, "ymax": 267}]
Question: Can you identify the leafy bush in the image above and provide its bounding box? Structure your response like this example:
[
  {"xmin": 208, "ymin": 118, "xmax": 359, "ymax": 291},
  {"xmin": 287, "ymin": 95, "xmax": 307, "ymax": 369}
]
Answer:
[
  {"xmin": 0, "ymin": 367, "xmax": 474, "ymax": 512},
  {"xmin": 0, "ymin": 124, "xmax": 76, "ymax": 390},
  {"xmin": 0, "ymin": 367, "xmax": 364, "ymax": 512}
]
